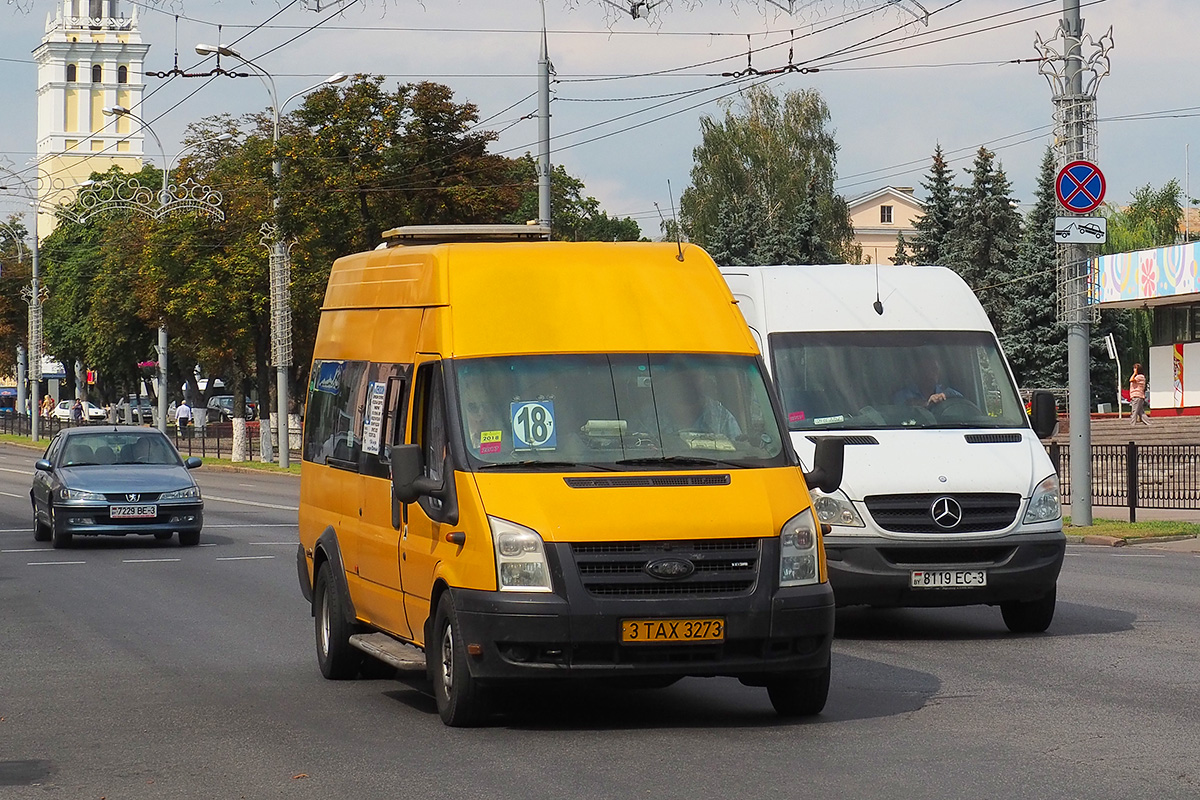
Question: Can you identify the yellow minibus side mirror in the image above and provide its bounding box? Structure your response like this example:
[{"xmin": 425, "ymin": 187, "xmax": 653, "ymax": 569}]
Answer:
[{"xmin": 391, "ymin": 444, "xmax": 424, "ymax": 504}]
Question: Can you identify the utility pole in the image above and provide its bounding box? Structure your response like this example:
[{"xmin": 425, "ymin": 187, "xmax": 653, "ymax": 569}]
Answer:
[
  {"xmin": 538, "ymin": 0, "xmax": 552, "ymax": 232},
  {"xmin": 1036, "ymin": 1, "xmax": 1113, "ymax": 527}
]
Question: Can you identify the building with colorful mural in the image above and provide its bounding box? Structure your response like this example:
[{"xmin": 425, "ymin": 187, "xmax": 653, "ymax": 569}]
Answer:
[{"xmin": 1092, "ymin": 241, "xmax": 1200, "ymax": 414}]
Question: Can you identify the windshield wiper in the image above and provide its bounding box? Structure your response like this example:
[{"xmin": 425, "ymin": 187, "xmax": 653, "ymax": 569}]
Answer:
[
  {"xmin": 478, "ymin": 460, "xmax": 616, "ymax": 472},
  {"xmin": 615, "ymin": 455, "xmax": 743, "ymax": 469}
]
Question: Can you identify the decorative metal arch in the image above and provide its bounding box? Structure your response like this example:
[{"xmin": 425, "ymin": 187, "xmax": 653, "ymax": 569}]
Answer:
[{"xmin": 75, "ymin": 173, "xmax": 224, "ymax": 223}]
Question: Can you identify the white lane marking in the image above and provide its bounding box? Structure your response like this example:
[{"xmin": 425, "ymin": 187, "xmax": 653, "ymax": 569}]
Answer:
[
  {"xmin": 123, "ymin": 558, "xmax": 182, "ymax": 563},
  {"xmin": 1112, "ymin": 553, "xmax": 1167, "ymax": 558},
  {"xmin": 0, "ymin": 490, "xmax": 24, "ymax": 498},
  {"xmin": 0, "ymin": 467, "xmax": 32, "ymax": 475},
  {"xmin": 216, "ymin": 555, "xmax": 275, "ymax": 561},
  {"xmin": 204, "ymin": 523, "xmax": 296, "ymax": 528},
  {"xmin": 28, "ymin": 561, "xmax": 85, "ymax": 566},
  {"xmin": 238, "ymin": 483, "xmax": 255, "ymax": 487},
  {"xmin": 251, "ymin": 541, "xmax": 296, "ymax": 546},
  {"xmin": 0, "ymin": 529, "xmax": 33, "ymax": 533},
  {"xmin": 199, "ymin": 543, "xmax": 218, "ymax": 547},
  {"xmin": 3, "ymin": 548, "xmax": 51, "ymax": 553},
  {"xmin": 203, "ymin": 494, "xmax": 298, "ymax": 511}
]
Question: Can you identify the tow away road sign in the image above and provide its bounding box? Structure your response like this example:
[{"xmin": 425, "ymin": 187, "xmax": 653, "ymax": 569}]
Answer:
[
  {"xmin": 1056, "ymin": 160, "xmax": 1106, "ymax": 213},
  {"xmin": 1054, "ymin": 216, "xmax": 1107, "ymax": 244}
]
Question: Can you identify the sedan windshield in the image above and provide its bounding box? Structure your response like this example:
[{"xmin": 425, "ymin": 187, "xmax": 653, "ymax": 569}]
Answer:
[
  {"xmin": 770, "ymin": 330, "xmax": 1029, "ymax": 431},
  {"xmin": 59, "ymin": 432, "xmax": 182, "ymax": 467},
  {"xmin": 454, "ymin": 354, "xmax": 788, "ymax": 470}
]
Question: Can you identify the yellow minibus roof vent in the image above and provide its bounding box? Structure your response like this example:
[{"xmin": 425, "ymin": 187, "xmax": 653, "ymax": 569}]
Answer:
[{"xmin": 380, "ymin": 224, "xmax": 552, "ymax": 247}]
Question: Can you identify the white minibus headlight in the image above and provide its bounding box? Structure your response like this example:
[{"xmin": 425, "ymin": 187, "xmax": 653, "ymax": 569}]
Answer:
[
  {"xmin": 489, "ymin": 516, "xmax": 553, "ymax": 592},
  {"xmin": 1023, "ymin": 474, "xmax": 1062, "ymax": 524},
  {"xmin": 811, "ymin": 489, "xmax": 865, "ymax": 527},
  {"xmin": 779, "ymin": 512, "xmax": 820, "ymax": 587}
]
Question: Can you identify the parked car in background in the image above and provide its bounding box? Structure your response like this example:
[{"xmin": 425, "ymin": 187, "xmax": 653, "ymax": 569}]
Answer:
[
  {"xmin": 51, "ymin": 400, "xmax": 106, "ymax": 423},
  {"xmin": 124, "ymin": 395, "xmax": 155, "ymax": 424},
  {"xmin": 31, "ymin": 426, "xmax": 204, "ymax": 548},
  {"xmin": 207, "ymin": 395, "xmax": 257, "ymax": 421}
]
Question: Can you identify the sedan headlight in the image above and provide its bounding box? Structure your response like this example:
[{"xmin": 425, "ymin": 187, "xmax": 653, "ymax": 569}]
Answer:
[
  {"xmin": 811, "ymin": 489, "xmax": 865, "ymax": 528},
  {"xmin": 1023, "ymin": 474, "xmax": 1062, "ymax": 524},
  {"xmin": 779, "ymin": 511, "xmax": 822, "ymax": 587},
  {"xmin": 57, "ymin": 487, "xmax": 105, "ymax": 502},
  {"xmin": 160, "ymin": 486, "xmax": 201, "ymax": 500},
  {"xmin": 489, "ymin": 516, "xmax": 553, "ymax": 592}
]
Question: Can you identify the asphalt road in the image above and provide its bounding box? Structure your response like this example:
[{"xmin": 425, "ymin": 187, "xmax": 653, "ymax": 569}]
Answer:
[{"xmin": 1, "ymin": 441, "xmax": 1198, "ymax": 799}]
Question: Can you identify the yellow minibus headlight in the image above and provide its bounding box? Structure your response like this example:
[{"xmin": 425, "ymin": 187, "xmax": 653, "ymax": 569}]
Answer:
[
  {"xmin": 489, "ymin": 516, "xmax": 553, "ymax": 593},
  {"xmin": 779, "ymin": 512, "xmax": 820, "ymax": 587}
]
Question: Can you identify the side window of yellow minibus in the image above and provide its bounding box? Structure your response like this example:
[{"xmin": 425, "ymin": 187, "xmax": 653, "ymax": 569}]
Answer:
[
  {"xmin": 359, "ymin": 364, "xmax": 409, "ymax": 480},
  {"xmin": 410, "ymin": 361, "xmax": 450, "ymax": 521}
]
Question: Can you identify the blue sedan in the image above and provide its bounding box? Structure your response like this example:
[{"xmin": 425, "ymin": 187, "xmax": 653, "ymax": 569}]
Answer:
[{"xmin": 31, "ymin": 426, "xmax": 204, "ymax": 549}]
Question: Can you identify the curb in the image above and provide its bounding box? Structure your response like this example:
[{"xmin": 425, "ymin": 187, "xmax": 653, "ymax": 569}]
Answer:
[
  {"xmin": 1125, "ymin": 533, "xmax": 1199, "ymax": 545},
  {"xmin": 1081, "ymin": 534, "xmax": 1126, "ymax": 547},
  {"xmin": 1068, "ymin": 533, "xmax": 1199, "ymax": 547}
]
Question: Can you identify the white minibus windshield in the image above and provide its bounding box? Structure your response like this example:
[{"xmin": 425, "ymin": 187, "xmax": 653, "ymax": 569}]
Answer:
[{"xmin": 770, "ymin": 330, "xmax": 1028, "ymax": 431}]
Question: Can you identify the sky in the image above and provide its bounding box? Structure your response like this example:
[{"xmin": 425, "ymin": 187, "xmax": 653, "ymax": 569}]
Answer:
[{"xmin": 1, "ymin": 0, "xmax": 1198, "ymax": 239}]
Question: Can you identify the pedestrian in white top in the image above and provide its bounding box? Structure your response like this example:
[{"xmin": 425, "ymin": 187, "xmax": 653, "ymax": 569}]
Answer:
[{"xmin": 175, "ymin": 399, "xmax": 193, "ymax": 437}]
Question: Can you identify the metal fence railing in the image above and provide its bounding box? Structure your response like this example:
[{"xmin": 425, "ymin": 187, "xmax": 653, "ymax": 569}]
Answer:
[
  {"xmin": 1047, "ymin": 441, "xmax": 1200, "ymax": 521},
  {"xmin": 0, "ymin": 414, "xmax": 298, "ymax": 463}
]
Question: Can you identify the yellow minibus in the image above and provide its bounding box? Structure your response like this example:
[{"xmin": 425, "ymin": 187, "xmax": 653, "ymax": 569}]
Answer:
[{"xmin": 297, "ymin": 225, "xmax": 841, "ymax": 726}]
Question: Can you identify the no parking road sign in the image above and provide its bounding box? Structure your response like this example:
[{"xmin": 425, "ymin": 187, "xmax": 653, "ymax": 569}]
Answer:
[{"xmin": 1056, "ymin": 160, "xmax": 1106, "ymax": 214}]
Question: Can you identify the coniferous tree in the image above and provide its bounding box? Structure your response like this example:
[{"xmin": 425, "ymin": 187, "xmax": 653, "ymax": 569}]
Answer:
[
  {"xmin": 787, "ymin": 180, "xmax": 836, "ymax": 265},
  {"xmin": 892, "ymin": 230, "xmax": 911, "ymax": 265},
  {"xmin": 1000, "ymin": 147, "xmax": 1066, "ymax": 390},
  {"xmin": 910, "ymin": 144, "xmax": 955, "ymax": 265},
  {"xmin": 942, "ymin": 147, "xmax": 1022, "ymax": 336}
]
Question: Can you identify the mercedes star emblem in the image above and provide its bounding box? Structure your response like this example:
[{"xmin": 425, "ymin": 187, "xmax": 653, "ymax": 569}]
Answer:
[{"xmin": 930, "ymin": 496, "xmax": 963, "ymax": 529}]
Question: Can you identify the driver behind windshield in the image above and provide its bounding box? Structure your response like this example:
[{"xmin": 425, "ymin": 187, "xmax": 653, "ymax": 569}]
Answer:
[
  {"xmin": 893, "ymin": 351, "xmax": 962, "ymax": 409},
  {"xmin": 655, "ymin": 371, "xmax": 743, "ymax": 439}
]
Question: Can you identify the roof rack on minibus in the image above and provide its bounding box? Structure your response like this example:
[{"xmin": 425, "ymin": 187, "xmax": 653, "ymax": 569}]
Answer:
[{"xmin": 378, "ymin": 224, "xmax": 552, "ymax": 248}]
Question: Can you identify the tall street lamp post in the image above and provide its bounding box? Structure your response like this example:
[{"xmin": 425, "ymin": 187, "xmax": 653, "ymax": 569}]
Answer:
[
  {"xmin": 196, "ymin": 42, "xmax": 346, "ymax": 468},
  {"xmin": 0, "ymin": 165, "xmax": 91, "ymax": 442},
  {"xmin": 98, "ymin": 105, "xmax": 228, "ymax": 434}
]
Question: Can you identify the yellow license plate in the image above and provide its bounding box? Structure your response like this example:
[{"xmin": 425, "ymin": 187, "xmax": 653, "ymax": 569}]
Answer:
[{"xmin": 621, "ymin": 618, "xmax": 725, "ymax": 644}]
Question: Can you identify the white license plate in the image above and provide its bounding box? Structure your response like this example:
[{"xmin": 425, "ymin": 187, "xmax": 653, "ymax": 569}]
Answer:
[
  {"xmin": 911, "ymin": 569, "xmax": 987, "ymax": 589},
  {"xmin": 110, "ymin": 504, "xmax": 157, "ymax": 519}
]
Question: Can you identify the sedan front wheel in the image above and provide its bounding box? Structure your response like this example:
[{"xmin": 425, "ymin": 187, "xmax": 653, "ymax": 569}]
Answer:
[
  {"xmin": 33, "ymin": 504, "xmax": 51, "ymax": 543},
  {"xmin": 50, "ymin": 507, "xmax": 72, "ymax": 549}
]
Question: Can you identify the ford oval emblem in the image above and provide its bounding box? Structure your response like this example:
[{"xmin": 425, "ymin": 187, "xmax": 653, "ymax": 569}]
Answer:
[{"xmin": 645, "ymin": 557, "xmax": 695, "ymax": 580}]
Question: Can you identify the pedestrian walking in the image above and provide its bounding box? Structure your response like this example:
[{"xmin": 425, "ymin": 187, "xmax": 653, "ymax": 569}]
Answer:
[
  {"xmin": 174, "ymin": 398, "xmax": 193, "ymax": 437},
  {"xmin": 40, "ymin": 394, "xmax": 54, "ymax": 419},
  {"xmin": 1130, "ymin": 363, "xmax": 1149, "ymax": 426},
  {"xmin": 70, "ymin": 398, "xmax": 84, "ymax": 425}
]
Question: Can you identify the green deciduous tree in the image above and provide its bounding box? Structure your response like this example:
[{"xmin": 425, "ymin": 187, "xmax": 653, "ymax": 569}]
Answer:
[
  {"xmin": 679, "ymin": 83, "xmax": 856, "ymax": 263},
  {"xmin": 35, "ymin": 76, "xmax": 631, "ymax": 417},
  {"xmin": 505, "ymin": 157, "xmax": 642, "ymax": 241},
  {"xmin": 0, "ymin": 215, "xmax": 31, "ymax": 375}
]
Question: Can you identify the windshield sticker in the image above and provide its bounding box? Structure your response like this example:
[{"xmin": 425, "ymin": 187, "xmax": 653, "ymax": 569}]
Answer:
[
  {"xmin": 511, "ymin": 400, "xmax": 557, "ymax": 450},
  {"xmin": 788, "ymin": 410, "xmax": 806, "ymax": 423},
  {"xmin": 814, "ymin": 415, "xmax": 845, "ymax": 426},
  {"xmin": 479, "ymin": 430, "xmax": 502, "ymax": 455},
  {"xmin": 312, "ymin": 361, "xmax": 344, "ymax": 395},
  {"xmin": 362, "ymin": 381, "xmax": 387, "ymax": 455},
  {"xmin": 680, "ymin": 432, "xmax": 737, "ymax": 451}
]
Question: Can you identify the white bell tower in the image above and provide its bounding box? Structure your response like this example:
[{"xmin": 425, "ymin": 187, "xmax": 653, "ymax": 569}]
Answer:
[{"xmin": 33, "ymin": 0, "xmax": 150, "ymax": 232}]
